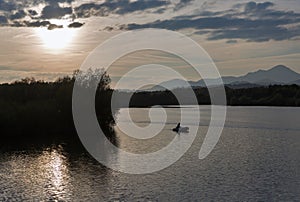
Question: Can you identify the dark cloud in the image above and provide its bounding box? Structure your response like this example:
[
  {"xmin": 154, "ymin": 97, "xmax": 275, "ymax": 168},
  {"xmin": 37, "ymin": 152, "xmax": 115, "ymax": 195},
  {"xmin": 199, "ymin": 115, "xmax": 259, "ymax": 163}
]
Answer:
[
  {"xmin": 28, "ymin": 9, "xmax": 38, "ymax": 16},
  {"xmin": 102, "ymin": 24, "xmax": 127, "ymax": 31},
  {"xmin": 244, "ymin": 1, "xmax": 274, "ymax": 12},
  {"xmin": 44, "ymin": 0, "xmax": 74, "ymax": 4},
  {"xmin": 208, "ymin": 26, "xmax": 298, "ymax": 42},
  {"xmin": 74, "ymin": 0, "xmax": 170, "ymax": 18},
  {"xmin": 174, "ymin": 0, "xmax": 193, "ymax": 11},
  {"xmin": 10, "ymin": 20, "xmax": 66, "ymax": 30},
  {"xmin": 123, "ymin": 1, "xmax": 300, "ymax": 42},
  {"xmin": 0, "ymin": 16, "xmax": 8, "ymax": 24},
  {"xmin": 127, "ymin": 17, "xmax": 294, "ymax": 30},
  {"xmin": 11, "ymin": 21, "xmax": 24, "ymax": 27},
  {"xmin": 0, "ymin": 0, "xmax": 16, "ymax": 12},
  {"xmin": 68, "ymin": 22, "xmax": 84, "ymax": 28},
  {"xmin": 75, "ymin": 3, "xmax": 113, "ymax": 18},
  {"xmin": 200, "ymin": 0, "xmax": 218, "ymax": 10},
  {"xmin": 115, "ymin": 0, "xmax": 170, "ymax": 15},
  {"xmin": 41, "ymin": 4, "xmax": 72, "ymax": 19},
  {"xmin": 10, "ymin": 10, "xmax": 26, "ymax": 20},
  {"xmin": 103, "ymin": 26, "xmax": 114, "ymax": 31},
  {"xmin": 24, "ymin": 20, "xmax": 51, "ymax": 27},
  {"xmin": 153, "ymin": 7, "xmax": 167, "ymax": 14},
  {"xmin": 47, "ymin": 23, "xmax": 63, "ymax": 30}
]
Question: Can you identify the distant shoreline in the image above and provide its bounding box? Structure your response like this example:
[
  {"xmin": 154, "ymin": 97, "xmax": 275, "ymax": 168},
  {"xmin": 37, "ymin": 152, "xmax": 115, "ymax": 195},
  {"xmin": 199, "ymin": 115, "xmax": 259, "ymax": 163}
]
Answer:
[{"xmin": 123, "ymin": 85, "xmax": 300, "ymax": 107}]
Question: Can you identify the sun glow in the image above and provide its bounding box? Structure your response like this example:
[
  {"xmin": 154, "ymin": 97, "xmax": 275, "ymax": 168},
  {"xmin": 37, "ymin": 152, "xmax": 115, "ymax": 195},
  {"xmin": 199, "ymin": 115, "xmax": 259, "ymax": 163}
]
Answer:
[{"xmin": 36, "ymin": 27, "xmax": 77, "ymax": 51}]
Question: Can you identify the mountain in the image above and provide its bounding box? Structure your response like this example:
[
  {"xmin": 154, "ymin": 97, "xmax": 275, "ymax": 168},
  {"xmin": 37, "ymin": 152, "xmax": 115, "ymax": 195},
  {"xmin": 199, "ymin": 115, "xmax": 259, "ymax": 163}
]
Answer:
[
  {"xmin": 148, "ymin": 65, "xmax": 300, "ymax": 91},
  {"xmin": 238, "ymin": 65, "xmax": 300, "ymax": 84}
]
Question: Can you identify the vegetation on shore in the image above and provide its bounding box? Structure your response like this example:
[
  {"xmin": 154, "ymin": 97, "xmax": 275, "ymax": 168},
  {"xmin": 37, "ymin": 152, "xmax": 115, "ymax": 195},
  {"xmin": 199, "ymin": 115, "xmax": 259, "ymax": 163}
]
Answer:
[{"xmin": 0, "ymin": 69, "xmax": 115, "ymax": 144}]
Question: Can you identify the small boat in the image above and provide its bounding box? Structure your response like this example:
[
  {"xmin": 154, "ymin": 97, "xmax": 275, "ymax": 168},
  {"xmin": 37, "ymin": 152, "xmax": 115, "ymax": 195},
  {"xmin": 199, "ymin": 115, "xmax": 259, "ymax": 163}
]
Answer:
[{"xmin": 172, "ymin": 123, "xmax": 189, "ymax": 133}]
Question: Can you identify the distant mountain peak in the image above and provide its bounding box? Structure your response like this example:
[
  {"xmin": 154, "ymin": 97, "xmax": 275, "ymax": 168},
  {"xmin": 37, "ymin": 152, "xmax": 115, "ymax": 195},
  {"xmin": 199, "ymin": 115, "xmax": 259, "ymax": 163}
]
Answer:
[
  {"xmin": 272, "ymin": 64, "xmax": 289, "ymax": 70},
  {"xmin": 247, "ymin": 65, "xmax": 291, "ymax": 75},
  {"xmin": 240, "ymin": 65, "xmax": 300, "ymax": 84},
  {"xmin": 267, "ymin": 65, "xmax": 295, "ymax": 73}
]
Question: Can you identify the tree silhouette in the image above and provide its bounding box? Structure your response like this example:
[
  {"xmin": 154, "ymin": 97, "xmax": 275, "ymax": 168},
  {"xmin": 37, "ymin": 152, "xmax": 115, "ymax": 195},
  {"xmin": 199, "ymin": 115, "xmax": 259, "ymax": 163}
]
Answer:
[{"xmin": 0, "ymin": 68, "xmax": 116, "ymax": 147}]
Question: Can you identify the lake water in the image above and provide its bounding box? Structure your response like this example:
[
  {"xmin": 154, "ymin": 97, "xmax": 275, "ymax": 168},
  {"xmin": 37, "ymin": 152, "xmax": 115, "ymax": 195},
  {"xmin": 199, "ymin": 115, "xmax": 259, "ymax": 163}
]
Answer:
[{"xmin": 0, "ymin": 106, "xmax": 299, "ymax": 201}]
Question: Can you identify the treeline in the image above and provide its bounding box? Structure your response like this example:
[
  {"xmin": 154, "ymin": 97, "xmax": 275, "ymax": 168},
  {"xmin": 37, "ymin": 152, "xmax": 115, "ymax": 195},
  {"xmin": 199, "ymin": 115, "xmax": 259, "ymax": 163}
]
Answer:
[
  {"xmin": 128, "ymin": 85, "xmax": 300, "ymax": 107},
  {"xmin": 0, "ymin": 69, "xmax": 115, "ymax": 144},
  {"xmin": 1, "ymin": 72, "xmax": 300, "ymax": 142},
  {"xmin": 226, "ymin": 85, "xmax": 300, "ymax": 106}
]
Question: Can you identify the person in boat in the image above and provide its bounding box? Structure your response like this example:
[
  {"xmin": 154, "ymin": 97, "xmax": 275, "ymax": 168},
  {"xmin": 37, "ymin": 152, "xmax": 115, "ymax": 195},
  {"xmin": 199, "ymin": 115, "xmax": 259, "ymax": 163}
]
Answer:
[
  {"xmin": 173, "ymin": 123, "xmax": 181, "ymax": 132},
  {"xmin": 173, "ymin": 122, "xmax": 189, "ymax": 133}
]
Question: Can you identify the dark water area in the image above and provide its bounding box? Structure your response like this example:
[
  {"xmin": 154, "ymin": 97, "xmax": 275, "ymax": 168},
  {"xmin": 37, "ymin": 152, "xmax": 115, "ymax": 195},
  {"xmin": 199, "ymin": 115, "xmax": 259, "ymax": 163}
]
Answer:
[{"xmin": 0, "ymin": 106, "xmax": 299, "ymax": 201}]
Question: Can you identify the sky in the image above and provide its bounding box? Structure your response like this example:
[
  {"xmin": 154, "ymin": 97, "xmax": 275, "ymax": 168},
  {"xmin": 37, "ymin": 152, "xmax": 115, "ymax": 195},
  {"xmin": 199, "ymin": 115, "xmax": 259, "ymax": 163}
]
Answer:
[{"xmin": 0, "ymin": 0, "xmax": 300, "ymax": 88}]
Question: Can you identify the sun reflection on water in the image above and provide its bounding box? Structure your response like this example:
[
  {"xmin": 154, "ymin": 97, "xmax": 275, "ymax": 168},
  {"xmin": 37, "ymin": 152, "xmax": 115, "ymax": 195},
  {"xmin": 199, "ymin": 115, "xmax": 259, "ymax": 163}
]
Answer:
[
  {"xmin": 47, "ymin": 149, "xmax": 68, "ymax": 192},
  {"xmin": 0, "ymin": 143, "xmax": 115, "ymax": 201},
  {"xmin": 3, "ymin": 146, "xmax": 73, "ymax": 201}
]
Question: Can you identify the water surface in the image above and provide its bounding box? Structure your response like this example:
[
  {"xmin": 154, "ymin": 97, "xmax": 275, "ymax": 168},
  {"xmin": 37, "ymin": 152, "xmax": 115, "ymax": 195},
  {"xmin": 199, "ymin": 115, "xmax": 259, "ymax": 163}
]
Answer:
[{"xmin": 0, "ymin": 106, "xmax": 299, "ymax": 201}]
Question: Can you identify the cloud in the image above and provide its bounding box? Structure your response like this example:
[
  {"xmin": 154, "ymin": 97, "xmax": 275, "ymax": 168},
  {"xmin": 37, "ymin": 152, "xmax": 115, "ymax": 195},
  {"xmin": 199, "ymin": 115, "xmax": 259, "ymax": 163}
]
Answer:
[
  {"xmin": 115, "ymin": 0, "xmax": 170, "ymax": 15},
  {"xmin": 0, "ymin": 16, "xmax": 8, "ymax": 24},
  {"xmin": 0, "ymin": 0, "xmax": 16, "ymax": 12},
  {"xmin": 74, "ymin": 0, "xmax": 170, "ymax": 18},
  {"xmin": 68, "ymin": 22, "xmax": 84, "ymax": 28},
  {"xmin": 11, "ymin": 20, "xmax": 83, "ymax": 29},
  {"xmin": 24, "ymin": 20, "xmax": 51, "ymax": 27},
  {"xmin": 10, "ymin": 10, "xmax": 26, "ymax": 20},
  {"xmin": 9, "ymin": 20, "xmax": 57, "ymax": 28},
  {"xmin": 122, "ymin": 1, "xmax": 300, "ymax": 42},
  {"xmin": 103, "ymin": 26, "xmax": 114, "ymax": 31},
  {"xmin": 0, "ymin": 0, "xmax": 188, "ymax": 29},
  {"xmin": 244, "ymin": 1, "xmax": 274, "ymax": 12},
  {"xmin": 28, "ymin": 9, "xmax": 38, "ymax": 16},
  {"xmin": 102, "ymin": 24, "xmax": 127, "ymax": 31},
  {"xmin": 0, "ymin": 0, "xmax": 74, "ymax": 25},
  {"xmin": 47, "ymin": 23, "xmax": 63, "ymax": 30},
  {"xmin": 0, "ymin": 0, "xmax": 298, "ymax": 44},
  {"xmin": 200, "ymin": 0, "xmax": 218, "ymax": 10},
  {"xmin": 44, "ymin": 0, "xmax": 74, "ymax": 4},
  {"xmin": 208, "ymin": 25, "xmax": 298, "ymax": 42},
  {"xmin": 174, "ymin": 0, "xmax": 194, "ymax": 11},
  {"xmin": 41, "ymin": 3, "xmax": 72, "ymax": 19},
  {"xmin": 74, "ymin": 3, "xmax": 108, "ymax": 18}
]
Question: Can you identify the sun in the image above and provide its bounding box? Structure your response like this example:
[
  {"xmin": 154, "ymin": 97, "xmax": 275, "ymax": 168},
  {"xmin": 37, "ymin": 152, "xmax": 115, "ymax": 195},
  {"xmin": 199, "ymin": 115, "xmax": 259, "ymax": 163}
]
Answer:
[{"xmin": 36, "ymin": 26, "xmax": 77, "ymax": 51}]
